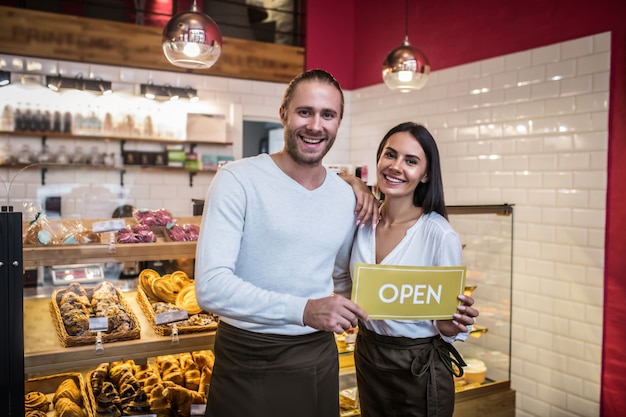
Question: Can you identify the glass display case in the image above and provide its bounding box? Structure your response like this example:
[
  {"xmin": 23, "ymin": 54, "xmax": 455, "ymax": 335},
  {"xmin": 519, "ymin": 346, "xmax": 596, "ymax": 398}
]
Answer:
[
  {"xmin": 449, "ymin": 204, "xmax": 513, "ymax": 386},
  {"xmin": 5, "ymin": 204, "xmax": 514, "ymax": 417}
]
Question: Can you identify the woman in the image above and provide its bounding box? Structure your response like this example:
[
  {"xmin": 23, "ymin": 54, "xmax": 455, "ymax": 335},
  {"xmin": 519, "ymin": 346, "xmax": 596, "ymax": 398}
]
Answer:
[{"xmin": 350, "ymin": 122, "xmax": 479, "ymax": 417}]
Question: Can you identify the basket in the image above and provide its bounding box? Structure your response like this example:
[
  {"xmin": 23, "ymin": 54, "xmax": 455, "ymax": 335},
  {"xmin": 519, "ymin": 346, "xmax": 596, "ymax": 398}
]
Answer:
[
  {"xmin": 25, "ymin": 372, "xmax": 94, "ymax": 417},
  {"xmin": 136, "ymin": 286, "xmax": 218, "ymax": 336},
  {"xmin": 50, "ymin": 285, "xmax": 141, "ymax": 347}
]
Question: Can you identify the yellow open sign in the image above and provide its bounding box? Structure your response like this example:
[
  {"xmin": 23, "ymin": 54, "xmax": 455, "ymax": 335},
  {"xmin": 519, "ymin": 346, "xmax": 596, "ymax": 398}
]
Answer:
[{"xmin": 352, "ymin": 263, "xmax": 466, "ymax": 320}]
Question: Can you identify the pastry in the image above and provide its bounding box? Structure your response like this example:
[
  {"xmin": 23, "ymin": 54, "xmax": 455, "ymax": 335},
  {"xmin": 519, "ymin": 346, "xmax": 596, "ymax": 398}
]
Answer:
[
  {"xmin": 156, "ymin": 355, "xmax": 184, "ymax": 385},
  {"xmin": 198, "ymin": 365, "xmax": 213, "ymax": 397},
  {"xmin": 170, "ymin": 270, "xmax": 194, "ymax": 289},
  {"xmin": 192, "ymin": 350, "xmax": 215, "ymax": 370},
  {"xmin": 139, "ymin": 269, "xmax": 160, "ymax": 300},
  {"xmin": 94, "ymin": 392, "xmax": 121, "ymax": 417},
  {"xmin": 25, "ymin": 411, "xmax": 47, "ymax": 417},
  {"xmin": 24, "ymin": 391, "xmax": 49, "ymax": 412},
  {"xmin": 54, "ymin": 397, "xmax": 87, "ymax": 417},
  {"xmin": 119, "ymin": 389, "xmax": 151, "ymax": 415},
  {"xmin": 151, "ymin": 277, "xmax": 178, "ymax": 303},
  {"xmin": 163, "ymin": 385, "xmax": 205, "ymax": 417},
  {"xmin": 53, "ymin": 378, "xmax": 82, "ymax": 406},
  {"xmin": 175, "ymin": 284, "xmax": 203, "ymax": 315},
  {"xmin": 184, "ymin": 367, "xmax": 201, "ymax": 391},
  {"xmin": 147, "ymin": 384, "xmax": 171, "ymax": 417}
]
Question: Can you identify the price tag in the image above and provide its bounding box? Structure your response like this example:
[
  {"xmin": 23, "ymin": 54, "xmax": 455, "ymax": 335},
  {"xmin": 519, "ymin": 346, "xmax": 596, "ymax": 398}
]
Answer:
[
  {"xmin": 89, "ymin": 317, "xmax": 109, "ymax": 332},
  {"xmin": 191, "ymin": 404, "xmax": 207, "ymax": 416},
  {"xmin": 92, "ymin": 219, "xmax": 126, "ymax": 233},
  {"xmin": 155, "ymin": 309, "xmax": 189, "ymax": 325}
]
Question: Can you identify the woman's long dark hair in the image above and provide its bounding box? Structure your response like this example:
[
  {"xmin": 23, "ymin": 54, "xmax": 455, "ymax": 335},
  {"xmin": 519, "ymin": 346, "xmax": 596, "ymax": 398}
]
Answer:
[{"xmin": 376, "ymin": 122, "xmax": 448, "ymax": 219}]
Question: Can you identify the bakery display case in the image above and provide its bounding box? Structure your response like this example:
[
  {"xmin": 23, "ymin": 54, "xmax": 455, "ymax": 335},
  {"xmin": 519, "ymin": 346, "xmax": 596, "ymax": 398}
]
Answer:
[{"xmin": 11, "ymin": 204, "xmax": 514, "ymax": 416}]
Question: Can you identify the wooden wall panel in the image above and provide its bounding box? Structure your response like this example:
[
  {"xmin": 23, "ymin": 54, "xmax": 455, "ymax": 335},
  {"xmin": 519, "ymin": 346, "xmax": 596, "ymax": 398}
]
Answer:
[{"xmin": 0, "ymin": 6, "xmax": 304, "ymax": 83}]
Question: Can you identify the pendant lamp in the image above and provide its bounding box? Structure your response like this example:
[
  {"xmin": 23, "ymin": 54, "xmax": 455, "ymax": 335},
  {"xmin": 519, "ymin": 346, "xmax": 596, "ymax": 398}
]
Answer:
[
  {"xmin": 382, "ymin": 0, "xmax": 430, "ymax": 92},
  {"xmin": 162, "ymin": 0, "xmax": 222, "ymax": 69}
]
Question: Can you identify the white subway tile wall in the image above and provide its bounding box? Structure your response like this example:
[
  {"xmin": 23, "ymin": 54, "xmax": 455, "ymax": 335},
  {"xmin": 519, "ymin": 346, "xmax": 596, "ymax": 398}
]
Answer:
[
  {"xmin": 0, "ymin": 32, "xmax": 608, "ymax": 417},
  {"xmin": 347, "ymin": 33, "xmax": 608, "ymax": 417}
]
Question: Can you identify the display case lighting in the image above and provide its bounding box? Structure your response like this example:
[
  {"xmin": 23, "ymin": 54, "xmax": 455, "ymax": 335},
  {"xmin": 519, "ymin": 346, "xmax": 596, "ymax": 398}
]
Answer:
[
  {"xmin": 0, "ymin": 70, "xmax": 10, "ymax": 87},
  {"xmin": 140, "ymin": 83, "xmax": 199, "ymax": 101},
  {"xmin": 45, "ymin": 74, "xmax": 113, "ymax": 95}
]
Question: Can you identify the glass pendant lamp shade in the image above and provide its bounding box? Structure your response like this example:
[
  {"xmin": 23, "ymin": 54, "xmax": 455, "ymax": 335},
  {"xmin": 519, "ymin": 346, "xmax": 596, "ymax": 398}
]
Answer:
[
  {"xmin": 382, "ymin": 37, "xmax": 430, "ymax": 92},
  {"xmin": 382, "ymin": 0, "xmax": 430, "ymax": 93},
  {"xmin": 162, "ymin": 1, "xmax": 222, "ymax": 69}
]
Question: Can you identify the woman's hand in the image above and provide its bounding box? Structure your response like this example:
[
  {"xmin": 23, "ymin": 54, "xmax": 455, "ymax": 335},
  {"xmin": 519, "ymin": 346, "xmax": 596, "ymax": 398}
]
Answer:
[
  {"xmin": 339, "ymin": 174, "xmax": 380, "ymax": 228},
  {"xmin": 437, "ymin": 294, "xmax": 479, "ymax": 337}
]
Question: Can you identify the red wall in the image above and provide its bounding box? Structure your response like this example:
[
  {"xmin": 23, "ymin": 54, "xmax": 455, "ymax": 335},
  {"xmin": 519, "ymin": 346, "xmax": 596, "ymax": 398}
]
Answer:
[{"xmin": 305, "ymin": 1, "xmax": 626, "ymax": 416}]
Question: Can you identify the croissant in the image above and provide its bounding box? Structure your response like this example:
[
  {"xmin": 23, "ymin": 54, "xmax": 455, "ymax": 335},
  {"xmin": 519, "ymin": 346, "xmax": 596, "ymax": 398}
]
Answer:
[
  {"xmin": 54, "ymin": 397, "xmax": 87, "ymax": 417},
  {"xmin": 198, "ymin": 365, "xmax": 213, "ymax": 397},
  {"xmin": 184, "ymin": 367, "xmax": 201, "ymax": 391},
  {"xmin": 178, "ymin": 352, "xmax": 195, "ymax": 370},
  {"xmin": 192, "ymin": 350, "xmax": 215, "ymax": 370},
  {"xmin": 163, "ymin": 385, "xmax": 205, "ymax": 417},
  {"xmin": 162, "ymin": 370, "xmax": 184, "ymax": 386},
  {"xmin": 53, "ymin": 378, "xmax": 82, "ymax": 406},
  {"xmin": 148, "ymin": 383, "xmax": 170, "ymax": 411},
  {"xmin": 120, "ymin": 391, "xmax": 151, "ymax": 415},
  {"xmin": 94, "ymin": 392, "xmax": 121, "ymax": 417}
]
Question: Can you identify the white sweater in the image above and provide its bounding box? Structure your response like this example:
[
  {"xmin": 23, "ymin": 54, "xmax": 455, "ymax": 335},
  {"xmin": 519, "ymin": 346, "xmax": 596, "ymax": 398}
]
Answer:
[
  {"xmin": 195, "ymin": 154, "xmax": 357, "ymax": 335},
  {"xmin": 350, "ymin": 211, "xmax": 468, "ymax": 341}
]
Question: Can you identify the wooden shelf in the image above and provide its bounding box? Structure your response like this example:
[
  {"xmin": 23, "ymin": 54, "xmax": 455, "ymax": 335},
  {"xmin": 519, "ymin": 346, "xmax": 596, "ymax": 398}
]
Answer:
[
  {"xmin": 23, "ymin": 291, "xmax": 215, "ymax": 376},
  {"xmin": 0, "ymin": 130, "xmax": 233, "ymax": 146},
  {"xmin": 23, "ymin": 241, "xmax": 197, "ymax": 269}
]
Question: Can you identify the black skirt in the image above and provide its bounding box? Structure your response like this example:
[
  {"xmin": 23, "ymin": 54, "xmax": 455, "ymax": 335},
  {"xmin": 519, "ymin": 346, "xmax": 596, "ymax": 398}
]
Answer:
[{"xmin": 205, "ymin": 321, "xmax": 340, "ymax": 417}]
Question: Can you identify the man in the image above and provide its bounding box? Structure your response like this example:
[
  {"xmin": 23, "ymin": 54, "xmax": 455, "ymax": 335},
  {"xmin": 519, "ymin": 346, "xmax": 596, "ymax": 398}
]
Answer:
[{"xmin": 195, "ymin": 69, "xmax": 372, "ymax": 417}]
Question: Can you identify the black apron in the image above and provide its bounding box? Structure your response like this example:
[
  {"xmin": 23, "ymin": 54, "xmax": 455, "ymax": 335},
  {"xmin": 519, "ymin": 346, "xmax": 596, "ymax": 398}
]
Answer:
[
  {"xmin": 355, "ymin": 325, "xmax": 466, "ymax": 417},
  {"xmin": 205, "ymin": 321, "xmax": 340, "ymax": 417}
]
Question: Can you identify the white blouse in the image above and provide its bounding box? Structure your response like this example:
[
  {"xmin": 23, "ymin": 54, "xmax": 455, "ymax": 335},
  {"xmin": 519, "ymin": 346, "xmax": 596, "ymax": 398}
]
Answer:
[{"xmin": 350, "ymin": 211, "xmax": 468, "ymax": 342}]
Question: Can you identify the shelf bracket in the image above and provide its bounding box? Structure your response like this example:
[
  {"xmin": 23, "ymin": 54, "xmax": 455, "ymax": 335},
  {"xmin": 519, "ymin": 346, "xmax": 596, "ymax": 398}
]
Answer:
[
  {"xmin": 189, "ymin": 171, "xmax": 196, "ymax": 187},
  {"xmin": 189, "ymin": 143, "xmax": 197, "ymax": 153},
  {"xmin": 40, "ymin": 167, "xmax": 47, "ymax": 185},
  {"xmin": 120, "ymin": 140, "xmax": 126, "ymax": 155},
  {"xmin": 120, "ymin": 169, "xmax": 126, "ymax": 187}
]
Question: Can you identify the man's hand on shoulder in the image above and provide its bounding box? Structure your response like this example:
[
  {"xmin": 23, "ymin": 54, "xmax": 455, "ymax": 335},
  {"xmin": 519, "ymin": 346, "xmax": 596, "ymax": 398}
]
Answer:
[{"xmin": 338, "ymin": 173, "xmax": 380, "ymax": 228}]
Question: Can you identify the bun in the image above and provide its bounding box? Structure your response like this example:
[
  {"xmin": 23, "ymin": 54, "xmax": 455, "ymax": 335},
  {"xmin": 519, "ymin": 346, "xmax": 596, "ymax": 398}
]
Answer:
[
  {"xmin": 25, "ymin": 411, "xmax": 48, "ymax": 417},
  {"xmin": 24, "ymin": 391, "xmax": 49, "ymax": 412}
]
